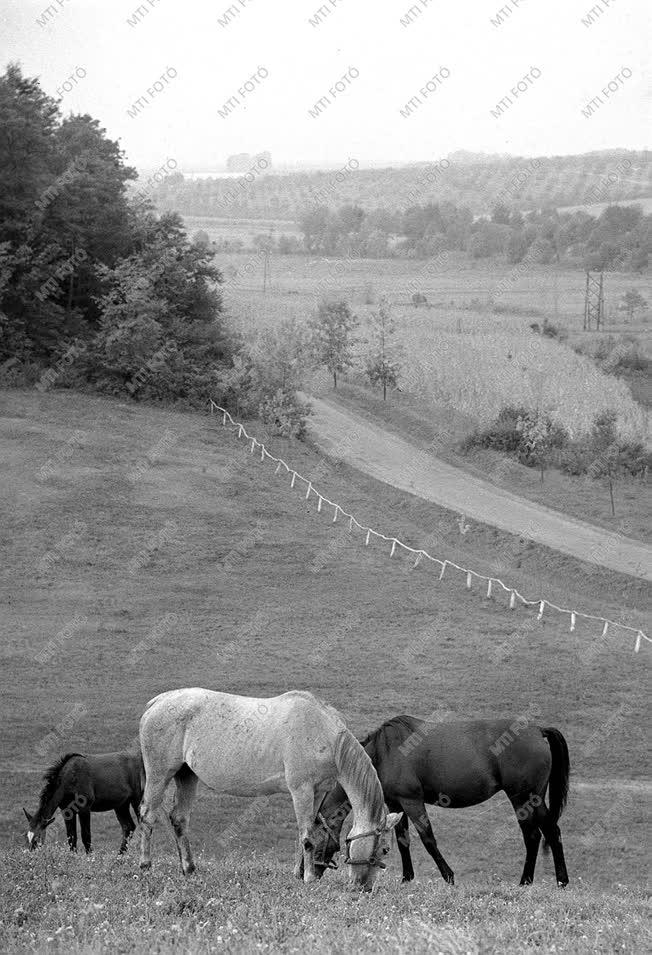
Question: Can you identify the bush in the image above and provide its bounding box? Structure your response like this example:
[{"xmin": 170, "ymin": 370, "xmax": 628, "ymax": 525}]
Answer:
[
  {"xmin": 557, "ymin": 443, "xmax": 594, "ymax": 476},
  {"xmin": 541, "ymin": 319, "xmax": 567, "ymax": 341},
  {"xmin": 258, "ymin": 389, "xmax": 312, "ymax": 439},
  {"xmin": 463, "ymin": 405, "xmax": 568, "ymax": 468},
  {"xmin": 617, "ymin": 441, "xmax": 650, "ymax": 477},
  {"xmin": 0, "ymin": 357, "xmax": 44, "ymax": 388}
]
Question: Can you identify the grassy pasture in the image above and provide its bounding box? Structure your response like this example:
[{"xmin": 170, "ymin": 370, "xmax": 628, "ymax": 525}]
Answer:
[
  {"xmin": 2, "ymin": 848, "xmax": 650, "ymax": 954},
  {"xmin": 0, "ymin": 389, "xmax": 650, "ymax": 951}
]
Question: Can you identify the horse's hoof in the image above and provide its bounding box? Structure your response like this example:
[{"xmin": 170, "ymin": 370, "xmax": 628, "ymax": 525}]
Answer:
[
  {"xmin": 401, "ymin": 875, "xmax": 415, "ymax": 883},
  {"xmin": 558, "ymin": 880, "xmax": 568, "ymax": 888},
  {"xmin": 140, "ymin": 861, "xmax": 151, "ymax": 871},
  {"xmin": 183, "ymin": 864, "xmax": 196, "ymax": 876}
]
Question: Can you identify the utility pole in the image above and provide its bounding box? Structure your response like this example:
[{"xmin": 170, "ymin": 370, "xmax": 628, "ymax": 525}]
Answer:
[
  {"xmin": 262, "ymin": 227, "xmax": 273, "ymax": 294},
  {"xmin": 262, "ymin": 248, "xmax": 270, "ymax": 293}
]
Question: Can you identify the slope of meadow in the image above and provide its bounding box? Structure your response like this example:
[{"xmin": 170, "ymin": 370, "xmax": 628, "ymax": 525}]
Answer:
[{"xmin": 0, "ymin": 389, "xmax": 650, "ymax": 952}]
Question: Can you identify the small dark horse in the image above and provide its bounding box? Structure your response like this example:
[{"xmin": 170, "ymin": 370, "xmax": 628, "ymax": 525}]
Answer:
[
  {"xmin": 308, "ymin": 715, "xmax": 570, "ymax": 887},
  {"xmin": 23, "ymin": 751, "xmax": 144, "ymax": 853}
]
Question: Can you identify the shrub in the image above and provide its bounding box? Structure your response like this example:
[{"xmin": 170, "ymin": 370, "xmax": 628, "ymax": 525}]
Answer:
[
  {"xmin": 463, "ymin": 405, "xmax": 568, "ymax": 471},
  {"xmin": 616, "ymin": 441, "xmax": 650, "ymax": 478},
  {"xmin": 558, "ymin": 443, "xmax": 594, "ymax": 476},
  {"xmin": 258, "ymin": 389, "xmax": 312, "ymax": 439},
  {"xmin": 541, "ymin": 319, "xmax": 567, "ymax": 341}
]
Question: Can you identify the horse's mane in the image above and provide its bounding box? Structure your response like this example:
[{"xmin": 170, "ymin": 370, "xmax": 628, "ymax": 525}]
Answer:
[
  {"xmin": 334, "ymin": 729, "xmax": 385, "ymax": 821},
  {"xmin": 39, "ymin": 752, "xmax": 84, "ymax": 807},
  {"xmin": 359, "ymin": 715, "xmax": 422, "ymax": 761}
]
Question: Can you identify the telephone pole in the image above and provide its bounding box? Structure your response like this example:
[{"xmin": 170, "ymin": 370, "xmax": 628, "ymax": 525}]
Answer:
[
  {"xmin": 262, "ymin": 227, "xmax": 273, "ymax": 294},
  {"xmin": 262, "ymin": 248, "xmax": 271, "ymax": 293}
]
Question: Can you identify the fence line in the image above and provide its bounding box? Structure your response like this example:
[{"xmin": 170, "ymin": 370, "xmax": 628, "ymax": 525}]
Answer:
[{"xmin": 209, "ymin": 400, "xmax": 650, "ymax": 655}]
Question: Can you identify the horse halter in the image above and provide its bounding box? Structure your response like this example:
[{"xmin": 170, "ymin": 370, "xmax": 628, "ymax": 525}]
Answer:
[
  {"xmin": 312, "ymin": 792, "xmax": 351, "ymax": 869},
  {"xmin": 314, "ymin": 813, "xmax": 340, "ymax": 869},
  {"xmin": 344, "ymin": 826, "xmax": 387, "ymax": 869}
]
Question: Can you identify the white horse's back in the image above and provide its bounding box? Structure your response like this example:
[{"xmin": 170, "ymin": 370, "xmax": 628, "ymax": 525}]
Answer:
[{"xmin": 140, "ymin": 688, "xmax": 345, "ymax": 796}]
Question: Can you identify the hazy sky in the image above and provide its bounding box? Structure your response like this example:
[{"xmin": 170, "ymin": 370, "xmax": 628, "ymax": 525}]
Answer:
[{"xmin": 2, "ymin": 0, "xmax": 650, "ymax": 171}]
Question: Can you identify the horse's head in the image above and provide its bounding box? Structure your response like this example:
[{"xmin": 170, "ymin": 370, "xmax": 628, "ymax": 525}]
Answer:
[
  {"xmin": 22, "ymin": 807, "xmax": 55, "ymax": 850},
  {"xmin": 344, "ymin": 811, "xmax": 402, "ymax": 892},
  {"xmin": 309, "ymin": 786, "xmax": 349, "ymax": 879}
]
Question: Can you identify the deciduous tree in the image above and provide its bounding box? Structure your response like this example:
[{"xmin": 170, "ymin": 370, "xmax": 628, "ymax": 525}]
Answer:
[{"xmin": 309, "ymin": 298, "xmax": 358, "ymax": 388}]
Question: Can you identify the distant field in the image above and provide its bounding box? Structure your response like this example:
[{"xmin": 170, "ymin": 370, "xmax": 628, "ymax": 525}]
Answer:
[
  {"xmin": 217, "ymin": 252, "xmax": 650, "ymax": 441},
  {"xmin": 217, "ymin": 252, "xmax": 651, "ymax": 328},
  {"xmin": 1, "ymin": 390, "xmax": 650, "ymax": 952},
  {"xmin": 183, "ymin": 215, "xmax": 301, "ymax": 245}
]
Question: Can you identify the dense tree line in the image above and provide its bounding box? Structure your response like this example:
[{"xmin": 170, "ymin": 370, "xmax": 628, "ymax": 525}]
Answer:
[
  {"xmin": 200, "ymin": 199, "xmax": 650, "ymax": 272},
  {"xmin": 0, "ymin": 64, "xmax": 307, "ymax": 424},
  {"xmin": 293, "ymin": 200, "xmax": 651, "ymax": 271}
]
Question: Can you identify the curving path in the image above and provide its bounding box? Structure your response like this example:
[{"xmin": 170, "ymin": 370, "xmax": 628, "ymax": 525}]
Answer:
[{"xmin": 304, "ymin": 396, "xmax": 652, "ymax": 583}]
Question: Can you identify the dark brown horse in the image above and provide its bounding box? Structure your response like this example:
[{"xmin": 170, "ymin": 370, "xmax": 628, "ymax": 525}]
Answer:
[
  {"xmin": 307, "ymin": 715, "xmax": 570, "ymax": 887},
  {"xmin": 23, "ymin": 751, "xmax": 144, "ymax": 854}
]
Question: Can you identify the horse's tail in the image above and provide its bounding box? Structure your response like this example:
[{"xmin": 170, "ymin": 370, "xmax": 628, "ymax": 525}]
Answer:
[{"xmin": 541, "ymin": 727, "xmax": 570, "ymax": 849}]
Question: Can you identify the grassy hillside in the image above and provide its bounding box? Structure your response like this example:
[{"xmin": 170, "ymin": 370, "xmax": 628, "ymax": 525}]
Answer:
[{"xmin": 1, "ymin": 389, "xmax": 650, "ymax": 951}]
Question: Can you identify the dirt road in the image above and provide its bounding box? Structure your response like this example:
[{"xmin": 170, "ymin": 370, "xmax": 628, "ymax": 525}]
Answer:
[{"xmin": 305, "ymin": 396, "xmax": 652, "ymax": 582}]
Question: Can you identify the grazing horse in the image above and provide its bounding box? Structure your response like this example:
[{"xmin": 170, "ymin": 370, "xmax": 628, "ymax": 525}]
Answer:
[
  {"xmin": 307, "ymin": 715, "xmax": 570, "ymax": 887},
  {"xmin": 23, "ymin": 750, "xmax": 144, "ymax": 853},
  {"xmin": 138, "ymin": 688, "xmax": 401, "ymax": 890}
]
